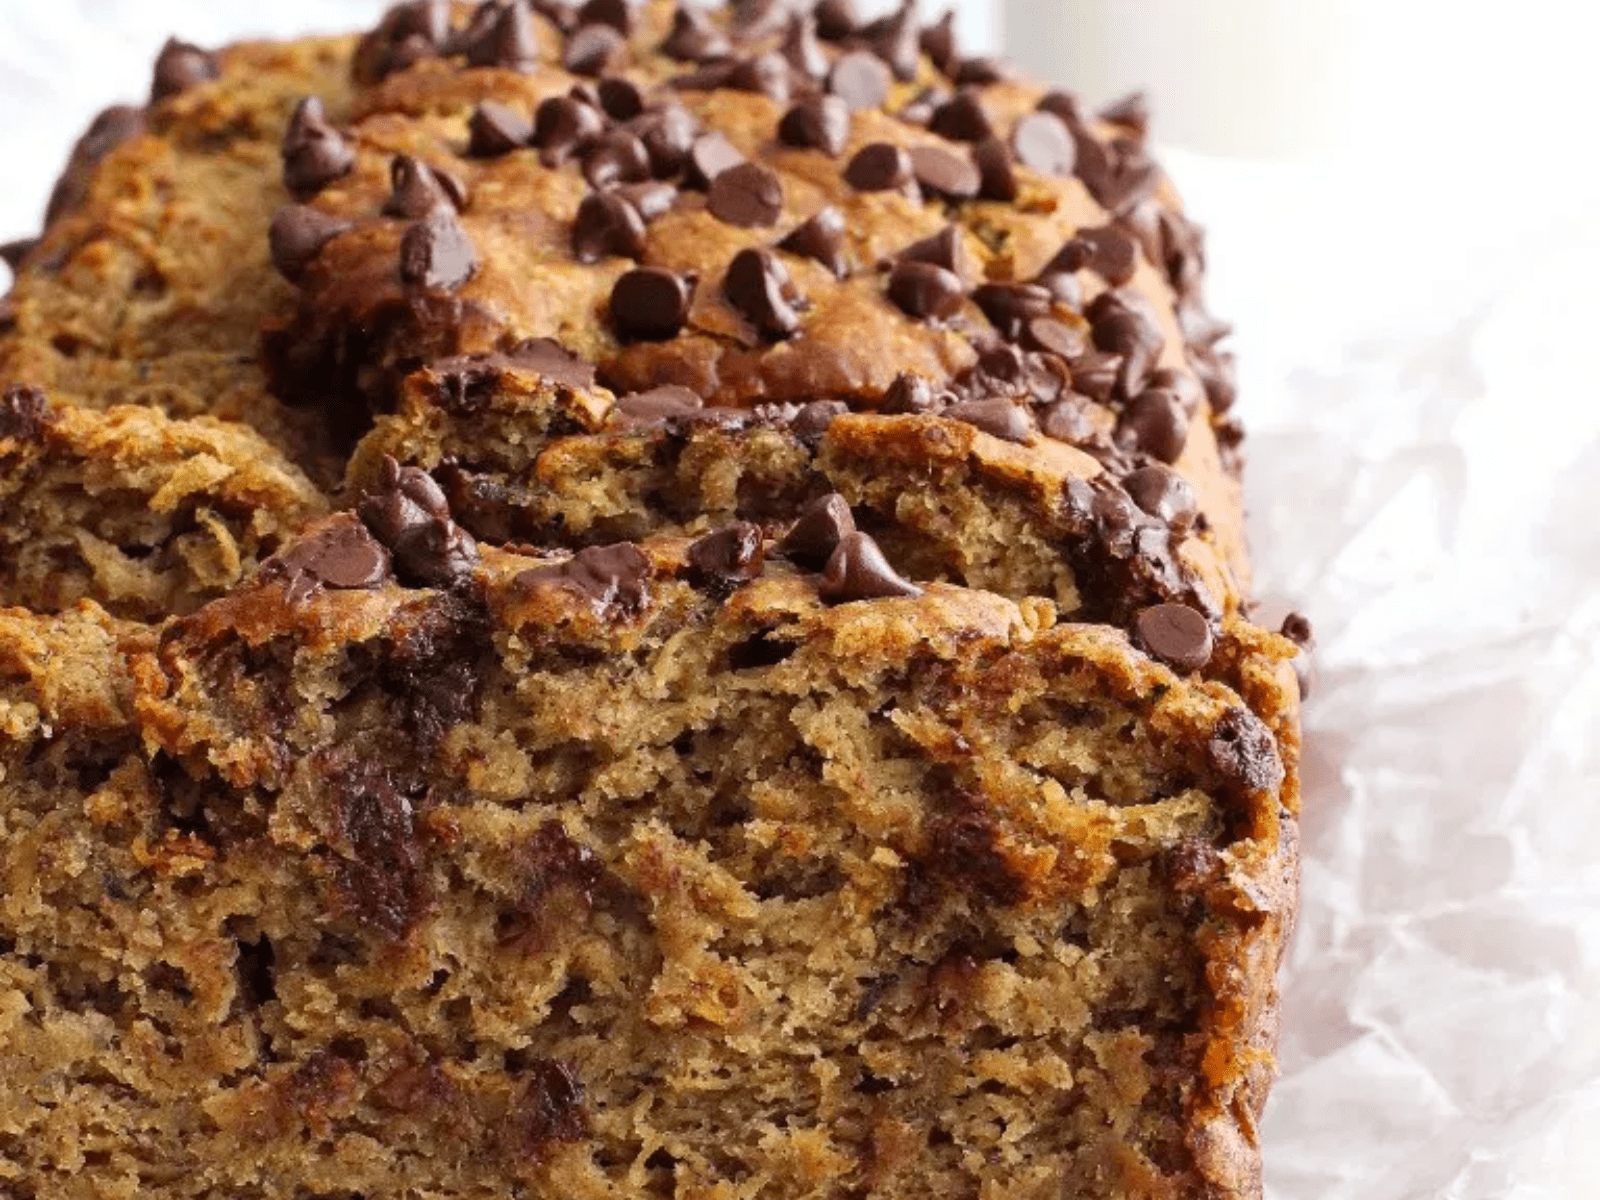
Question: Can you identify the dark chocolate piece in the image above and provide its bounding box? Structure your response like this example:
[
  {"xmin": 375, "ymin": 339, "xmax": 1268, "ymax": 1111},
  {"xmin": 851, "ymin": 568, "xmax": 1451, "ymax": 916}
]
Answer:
[
  {"xmin": 1122, "ymin": 465, "xmax": 1198, "ymax": 532},
  {"xmin": 565, "ymin": 23, "xmax": 627, "ymax": 75},
  {"xmin": 777, "ymin": 207, "xmax": 849, "ymax": 278},
  {"xmin": 779, "ymin": 95, "xmax": 852, "ymax": 156},
  {"xmin": 814, "ymin": 0, "xmax": 858, "ymax": 40},
  {"xmin": 686, "ymin": 131, "xmax": 745, "ymax": 188},
  {"xmin": 399, "ymin": 208, "xmax": 478, "ymax": 290},
  {"xmin": 687, "ymin": 523, "xmax": 767, "ymax": 591},
  {"xmin": 886, "ymin": 260, "xmax": 964, "ymax": 321},
  {"xmin": 782, "ymin": 14, "xmax": 829, "ymax": 79},
  {"xmin": 532, "ymin": 95, "xmax": 607, "ymax": 165},
  {"xmin": 1207, "ymin": 707, "xmax": 1285, "ymax": 796},
  {"xmin": 929, "ymin": 89, "xmax": 993, "ymax": 142},
  {"xmin": 724, "ymin": 247, "xmax": 802, "ymax": 339},
  {"xmin": 781, "ymin": 493, "xmax": 856, "ymax": 568},
  {"xmin": 1116, "ymin": 389, "xmax": 1190, "ymax": 464},
  {"xmin": 269, "ymin": 205, "xmax": 354, "ymax": 283},
  {"xmin": 921, "ymin": 11, "xmax": 958, "ymax": 74},
  {"xmin": 0, "ymin": 386, "xmax": 51, "ymax": 442},
  {"xmin": 726, "ymin": 52, "xmax": 794, "ymax": 103},
  {"xmin": 707, "ymin": 162, "xmax": 785, "ymax": 228},
  {"xmin": 661, "ymin": 4, "xmax": 733, "ymax": 61},
  {"xmin": 609, "ymin": 267, "xmax": 696, "ymax": 341},
  {"xmin": 571, "ymin": 190, "xmax": 647, "ymax": 263},
  {"xmin": 897, "ymin": 224, "xmax": 969, "ymax": 279},
  {"xmin": 358, "ymin": 457, "xmax": 481, "ymax": 587},
  {"xmin": 517, "ymin": 543, "xmax": 652, "ymax": 616},
  {"xmin": 1136, "ymin": 603, "xmax": 1213, "ymax": 673},
  {"xmin": 944, "ymin": 397, "xmax": 1035, "ymax": 443},
  {"xmin": 282, "ymin": 97, "xmax": 356, "ymax": 199},
  {"xmin": 971, "ymin": 281, "xmax": 1052, "ymax": 341},
  {"xmin": 819, "ymin": 532, "xmax": 922, "ymax": 602},
  {"xmin": 880, "ymin": 372, "xmax": 940, "ymax": 414},
  {"xmin": 465, "ymin": 0, "xmax": 542, "ymax": 71},
  {"xmin": 384, "ymin": 155, "xmax": 468, "ymax": 219},
  {"xmin": 1011, "ymin": 111, "xmax": 1075, "ymax": 176},
  {"xmin": 909, "ymin": 145, "xmax": 980, "ymax": 200},
  {"xmin": 271, "ymin": 515, "xmax": 393, "ymax": 603},
  {"xmin": 469, "ymin": 101, "xmax": 534, "ymax": 158},
  {"xmin": 150, "ymin": 38, "xmax": 220, "ymax": 103},
  {"xmin": 583, "ymin": 128, "xmax": 653, "ymax": 188}
]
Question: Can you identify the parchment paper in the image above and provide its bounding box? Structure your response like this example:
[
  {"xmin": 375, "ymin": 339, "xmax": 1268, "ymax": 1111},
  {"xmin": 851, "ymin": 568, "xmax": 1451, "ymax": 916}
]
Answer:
[{"xmin": 4, "ymin": 5, "xmax": 1599, "ymax": 1197}]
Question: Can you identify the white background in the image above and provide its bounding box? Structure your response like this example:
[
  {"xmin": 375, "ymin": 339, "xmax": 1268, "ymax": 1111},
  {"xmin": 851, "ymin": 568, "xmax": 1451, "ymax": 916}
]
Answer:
[{"xmin": 4, "ymin": 3, "xmax": 1600, "ymax": 1197}]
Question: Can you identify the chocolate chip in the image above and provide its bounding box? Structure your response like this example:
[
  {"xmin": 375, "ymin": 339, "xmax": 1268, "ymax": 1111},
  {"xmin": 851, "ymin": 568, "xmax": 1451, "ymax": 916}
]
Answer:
[
  {"xmin": 269, "ymin": 205, "xmax": 353, "ymax": 283},
  {"xmin": 533, "ymin": 96, "xmax": 606, "ymax": 165},
  {"xmin": 897, "ymin": 86, "xmax": 944, "ymax": 127},
  {"xmin": 1035, "ymin": 269, "xmax": 1082, "ymax": 309},
  {"xmin": 1100, "ymin": 90, "xmax": 1152, "ymax": 139},
  {"xmin": 465, "ymin": 0, "xmax": 541, "ymax": 70},
  {"xmin": 272, "ymin": 515, "xmax": 392, "ymax": 602},
  {"xmin": 1137, "ymin": 604, "xmax": 1212, "ymax": 673},
  {"xmin": 505, "ymin": 337, "xmax": 597, "ymax": 390},
  {"xmin": 1207, "ymin": 707, "xmax": 1284, "ymax": 796},
  {"xmin": 150, "ymin": 38, "xmax": 219, "ymax": 103},
  {"xmin": 1146, "ymin": 367, "xmax": 1205, "ymax": 418},
  {"xmin": 921, "ymin": 11, "xmax": 958, "ymax": 74},
  {"xmin": 0, "ymin": 296, "xmax": 13, "ymax": 334},
  {"xmin": 727, "ymin": 53, "xmax": 794, "ymax": 103},
  {"xmin": 782, "ymin": 14, "xmax": 829, "ymax": 79},
  {"xmin": 897, "ymin": 224, "xmax": 969, "ymax": 279},
  {"xmin": 887, "ymin": 260, "xmax": 963, "ymax": 321},
  {"xmin": 1037, "ymin": 395, "xmax": 1095, "ymax": 443},
  {"xmin": 1123, "ymin": 465, "xmax": 1198, "ymax": 531},
  {"xmin": 1069, "ymin": 351, "xmax": 1122, "ymax": 404},
  {"xmin": 1012, "ymin": 111, "xmax": 1075, "ymax": 176},
  {"xmin": 0, "ymin": 238, "xmax": 30, "ymax": 273},
  {"xmin": 281, "ymin": 97, "xmax": 355, "ymax": 199},
  {"xmin": 358, "ymin": 457, "xmax": 480, "ymax": 588},
  {"xmin": 777, "ymin": 207, "xmax": 849, "ymax": 278},
  {"xmin": 1049, "ymin": 225, "xmax": 1138, "ymax": 287},
  {"xmin": 820, "ymin": 532, "xmax": 922, "ymax": 603},
  {"xmin": 953, "ymin": 56, "xmax": 1012, "ymax": 85},
  {"xmin": 1088, "ymin": 290, "xmax": 1164, "ymax": 398},
  {"xmin": 0, "ymin": 386, "xmax": 51, "ymax": 442},
  {"xmin": 1037, "ymin": 89, "xmax": 1084, "ymax": 126},
  {"xmin": 613, "ymin": 180, "xmax": 674, "ymax": 222},
  {"xmin": 814, "ymin": 0, "xmax": 858, "ymax": 40},
  {"xmin": 517, "ymin": 543, "xmax": 652, "ymax": 616},
  {"xmin": 399, "ymin": 208, "xmax": 478, "ymax": 290},
  {"xmin": 1117, "ymin": 389, "xmax": 1190, "ymax": 464},
  {"xmin": 789, "ymin": 399, "xmax": 847, "ymax": 440},
  {"xmin": 578, "ymin": 0, "xmax": 633, "ymax": 33},
  {"xmin": 971, "ymin": 281, "xmax": 1051, "ymax": 340},
  {"xmin": 1280, "ymin": 612, "xmax": 1315, "ymax": 700},
  {"xmin": 972, "ymin": 135, "xmax": 1017, "ymax": 201},
  {"xmin": 707, "ymin": 162, "xmax": 784, "ymax": 228},
  {"xmin": 583, "ymin": 128, "xmax": 653, "ymax": 188},
  {"xmin": 596, "ymin": 76, "xmax": 644, "ymax": 121},
  {"xmin": 871, "ymin": 0, "xmax": 920, "ymax": 80},
  {"xmin": 1192, "ymin": 346, "xmax": 1238, "ymax": 414},
  {"xmin": 661, "ymin": 4, "xmax": 733, "ymax": 61},
  {"xmin": 1022, "ymin": 316, "xmax": 1086, "ymax": 359},
  {"xmin": 43, "ymin": 105, "xmax": 146, "ymax": 225},
  {"xmin": 781, "ymin": 493, "xmax": 856, "ymax": 568},
  {"xmin": 731, "ymin": 0, "xmax": 789, "ymax": 39},
  {"xmin": 686, "ymin": 131, "xmax": 745, "ymax": 189},
  {"xmin": 571, "ymin": 190, "xmax": 646, "ymax": 263},
  {"xmin": 880, "ymin": 372, "xmax": 939, "ymax": 414},
  {"xmin": 845, "ymin": 143, "xmax": 915, "ymax": 193},
  {"xmin": 820, "ymin": 53, "xmax": 885, "ymax": 117},
  {"xmin": 565, "ymin": 23, "xmax": 627, "ymax": 75},
  {"xmin": 469, "ymin": 101, "xmax": 533, "ymax": 158},
  {"xmin": 384, "ymin": 155, "xmax": 467, "ymax": 219},
  {"xmin": 779, "ymin": 95, "xmax": 851, "ymax": 156},
  {"xmin": 1073, "ymin": 129, "xmax": 1161, "ymax": 215},
  {"xmin": 609, "ymin": 266, "xmax": 695, "ymax": 341},
  {"xmin": 613, "ymin": 384, "xmax": 704, "ymax": 424},
  {"xmin": 355, "ymin": 1, "xmax": 451, "ymax": 83},
  {"xmin": 944, "ymin": 397, "xmax": 1035, "ymax": 443},
  {"xmin": 929, "ymin": 90, "xmax": 993, "ymax": 142},
  {"xmin": 909, "ymin": 145, "xmax": 980, "ymax": 200},
  {"xmin": 724, "ymin": 247, "xmax": 801, "ymax": 339},
  {"xmin": 687, "ymin": 523, "xmax": 766, "ymax": 592}
]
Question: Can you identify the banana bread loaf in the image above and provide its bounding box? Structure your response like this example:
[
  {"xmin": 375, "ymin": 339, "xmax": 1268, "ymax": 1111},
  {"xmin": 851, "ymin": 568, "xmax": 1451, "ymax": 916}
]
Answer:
[{"xmin": 0, "ymin": 3, "xmax": 1301, "ymax": 1197}]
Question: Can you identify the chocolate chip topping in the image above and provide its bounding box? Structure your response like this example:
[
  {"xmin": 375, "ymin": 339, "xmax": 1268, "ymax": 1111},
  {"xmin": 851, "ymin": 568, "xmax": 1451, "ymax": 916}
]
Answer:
[
  {"xmin": 971, "ymin": 135, "xmax": 1018, "ymax": 202},
  {"xmin": 617, "ymin": 179, "xmax": 677, "ymax": 221},
  {"xmin": 583, "ymin": 128, "xmax": 653, "ymax": 188},
  {"xmin": 1073, "ymin": 126, "xmax": 1162, "ymax": 215},
  {"xmin": 929, "ymin": 90, "xmax": 993, "ymax": 142},
  {"xmin": 887, "ymin": 260, "xmax": 964, "ymax": 321},
  {"xmin": 579, "ymin": 0, "xmax": 633, "ymax": 32},
  {"xmin": 944, "ymin": 397, "xmax": 1035, "ymax": 443},
  {"xmin": 1207, "ymin": 707, "xmax": 1285, "ymax": 796},
  {"xmin": 358, "ymin": 457, "xmax": 481, "ymax": 587},
  {"xmin": 384, "ymin": 155, "xmax": 468, "ymax": 219},
  {"xmin": 281, "ymin": 97, "xmax": 356, "ymax": 199},
  {"xmin": 1280, "ymin": 612, "xmax": 1316, "ymax": 699},
  {"xmin": 780, "ymin": 493, "xmax": 856, "ymax": 568},
  {"xmin": 0, "ymin": 385, "xmax": 51, "ymax": 442},
  {"xmin": 1088, "ymin": 290, "xmax": 1164, "ymax": 398},
  {"xmin": 897, "ymin": 224, "xmax": 970, "ymax": 279},
  {"xmin": 1117, "ymin": 389, "xmax": 1189, "ymax": 464},
  {"xmin": 533, "ymin": 95, "xmax": 607, "ymax": 165},
  {"xmin": 506, "ymin": 337, "xmax": 598, "ymax": 389},
  {"xmin": 150, "ymin": 38, "xmax": 220, "ymax": 103},
  {"xmin": 814, "ymin": 0, "xmax": 859, "ymax": 39},
  {"xmin": 909, "ymin": 146, "xmax": 980, "ymax": 200},
  {"xmin": 1037, "ymin": 395, "xmax": 1096, "ymax": 444},
  {"xmin": 870, "ymin": 0, "xmax": 920, "ymax": 80},
  {"xmin": 819, "ymin": 532, "xmax": 922, "ymax": 603},
  {"xmin": 399, "ymin": 208, "xmax": 478, "ymax": 290},
  {"xmin": 269, "ymin": 205, "xmax": 354, "ymax": 283},
  {"xmin": 687, "ymin": 523, "xmax": 767, "ymax": 592},
  {"xmin": 953, "ymin": 56, "xmax": 1013, "ymax": 85},
  {"xmin": 845, "ymin": 143, "xmax": 915, "ymax": 193},
  {"xmin": 1048, "ymin": 225, "xmax": 1138, "ymax": 287},
  {"xmin": 613, "ymin": 384, "xmax": 704, "ymax": 424},
  {"xmin": 469, "ymin": 100, "xmax": 534, "ymax": 157},
  {"xmin": 565, "ymin": 23, "xmax": 627, "ymax": 76},
  {"xmin": 662, "ymin": 4, "xmax": 733, "ymax": 61},
  {"xmin": 777, "ymin": 207, "xmax": 849, "ymax": 278},
  {"xmin": 1136, "ymin": 603, "xmax": 1213, "ymax": 673},
  {"xmin": 355, "ymin": 1, "xmax": 451, "ymax": 83},
  {"xmin": 1069, "ymin": 351, "xmax": 1122, "ymax": 404},
  {"xmin": 920, "ymin": 10, "xmax": 958, "ymax": 73},
  {"xmin": 44, "ymin": 105, "xmax": 147, "ymax": 225},
  {"xmin": 1011, "ymin": 111, "xmax": 1075, "ymax": 176},
  {"xmin": 880, "ymin": 372, "xmax": 938, "ymax": 414},
  {"xmin": 727, "ymin": 52, "xmax": 795, "ymax": 103},
  {"xmin": 271, "ymin": 514, "xmax": 393, "ymax": 604},
  {"xmin": 971, "ymin": 282, "xmax": 1052, "ymax": 341},
  {"xmin": 517, "ymin": 543, "xmax": 652, "ymax": 616},
  {"xmin": 1123, "ymin": 465, "xmax": 1198, "ymax": 532},
  {"xmin": 0, "ymin": 242, "xmax": 29, "ymax": 277},
  {"xmin": 1036, "ymin": 88, "xmax": 1083, "ymax": 125},
  {"xmin": 1100, "ymin": 90, "xmax": 1152, "ymax": 139},
  {"xmin": 829, "ymin": 49, "xmax": 891, "ymax": 111},
  {"xmin": 464, "ymin": 0, "xmax": 542, "ymax": 70},
  {"xmin": 707, "ymin": 162, "xmax": 785, "ymax": 228},
  {"xmin": 779, "ymin": 95, "xmax": 852, "ymax": 156},
  {"xmin": 686, "ymin": 131, "xmax": 745, "ymax": 188},
  {"xmin": 782, "ymin": 14, "xmax": 829, "ymax": 79},
  {"xmin": 724, "ymin": 248, "xmax": 802, "ymax": 340},
  {"xmin": 571, "ymin": 190, "xmax": 646, "ymax": 263},
  {"xmin": 609, "ymin": 266, "xmax": 696, "ymax": 341}
]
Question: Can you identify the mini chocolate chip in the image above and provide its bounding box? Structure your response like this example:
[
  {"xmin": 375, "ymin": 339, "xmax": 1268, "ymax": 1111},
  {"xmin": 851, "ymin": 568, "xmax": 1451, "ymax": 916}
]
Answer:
[
  {"xmin": 571, "ymin": 190, "xmax": 646, "ymax": 263},
  {"xmin": 269, "ymin": 205, "xmax": 353, "ymax": 283},
  {"xmin": 150, "ymin": 38, "xmax": 219, "ymax": 103},
  {"xmin": 282, "ymin": 97, "xmax": 355, "ymax": 199},
  {"xmin": 358, "ymin": 457, "xmax": 480, "ymax": 588},
  {"xmin": 1280, "ymin": 612, "xmax": 1315, "ymax": 700},
  {"xmin": 972, "ymin": 135, "xmax": 1017, "ymax": 201},
  {"xmin": 724, "ymin": 247, "xmax": 801, "ymax": 339},
  {"xmin": 465, "ymin": 0, "xmax": 542, "ymax": 70},
  {"xmin": 1208, "ymin": 707, "xmax": 1284, "ymax": 796},
  {"xmin": 779, "ymin": 95, "xmax": 851, "ymax": 156},
  {"xmin": 565, "ymin": 23, "xmax": 627, "ymax": 75},
  {"xmin": 953, "ymin": 56, "xmax": 1013, "ymax": 85},
  {"xmin": 1088, "ymin": 290, "xmax": 1163, "ymax": 397},
  {"xmin": 880, "ymin": 372, "xmax": 939, "ymax": 414},
  {"xmin": 909, "ymin": 145, "xmax": 980, "ymax": 200},
  {"xmin": 707, "ymin": 162, "xmax": 784, "ymax": 228},
  {"xmin": 578, "ymin": 0, "xmax": 633, "ymax": 33},
  {"xmin": 897, "ymin": 224, "xmax": 969, "ymax": 279},
  {"xmin": 1147, "ymin": 366, "xmax": 1205, "ymax": 418},
  {"xmin": 469, "ymin": 101, "xmax": 533, "ymax": 158},
  {"xmin": 400, "ymin": 208, "xmax": 478, "ymax": 290},
  {"xmin": 944, "ymin": 397, "xmax": 1035, "ymax": 443},
  {"xmin": 777, "ymin": 207, "xmax": 849, "ymax": 278},
  {"xmin": 845, "ymin": 143, "xmax": 916, "ymax": 193},
  {"xmin": 1070, "ymin": 351, "xmax": 1122, "ymax": 404},
  {"xmin": 613, "ymin": 384, "xmax": 704, "ymax": 423},
  {"xmin": 1117, "ymin": 389, "xmax": 1189, "ymax": 463},
  {"xmin": 971, "ymin": 281, "xmax": 1051, "ymax": 340},
  {"xmin": 1012, "ymin": 111, "xmax": 1075, "ymax": 176},
  {"xmin": 820, "ymin": 532, "xmax": 921, "ymax": 603},
  {"xmin": 1100, "ymin": 90, "xmax": 1152, "ymax": 138},
  {"xmin": 384, "ymin": 155, "xmax": 467, "ymax": 219},
  {"xmin": 686, "ymin": 131, "xmax": 745, "ymax": 188},
  {"xmin": 783, "ymin": 14, "xmax": 829, "ymax": 79},
  {"xmin": 688, "ymin": 523, "xmax": 766, "ymax": 592},
  {"xmin": 533, "ymin": 96, "xmax": 607, "ymax": 164},
  {"xmin": 597, "ymin": 76, "xmax": 644, "ymax": 121},
  {"xmin": 781, "ymin": 493, "xmax": 855, "ymax": 568},
  {"xmin": 0, "ymin": 386, "xmax": 51, "ymax": 442},
  {"xmin": 661, "ymin": 4, "xmax": 733, "ymax": 61},
  {"xmin": 822, "ymin": 51, "xmax": 887, "ymax": 116},
  {"xmin": 1123, "ymin": 465, "xmax": 1198, "ymax": 531},
  {"xmin": 634, "ymin": 104, "xmax": 698, "ymax": 177},
  {"xmin": 1037, "ymin": 395, "xmax": 1096, "ymax": 443},
  {"xmin": 929, "ymin": 90, "xmax": 993, "ymax": 142},
  {"xmin": 583, "ymin": 128, "xmax": 653, "ymax": 187},
  {"xmin": 727, "ymin": 53, "xmax": 794, "ymax": 103},
  {"xmin": 272, "ymin": 515, "xmax": 392, "ymax": 602},
  {"xmin": 1037, "ymin": 89, "xmax": 1084, "ymax": 125},
  {"xmin": 610, "ymin": 266, "xmax": 695, "ymax": 341},
  {"xmin": 814, "ymin": 0, "xmax": 858, "ymax": 40},
  {"xmin": 921, "ymin": 11, "xmax": 958, "ymax": 73},
  {"xmin": 518, "ymin": 543, "xmax": 652, "ymax": 615},
  {"xmin": 1022, "ymin": 316, "xmax": 1087, "ymax": 360},
  {"xmin": 887, "ymin": 260, "xmax": 964, "ymax": 321},
  {"xmin": 1137, "ymin": 603, "xmax": 1212, "ymax": 673}
]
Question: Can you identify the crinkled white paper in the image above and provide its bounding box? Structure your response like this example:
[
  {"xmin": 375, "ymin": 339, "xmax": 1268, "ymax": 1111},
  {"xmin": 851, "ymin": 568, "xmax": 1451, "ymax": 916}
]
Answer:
[{"xmin": 4, "ymin": 5, "xmax": 1599, "ymax": 1198}]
